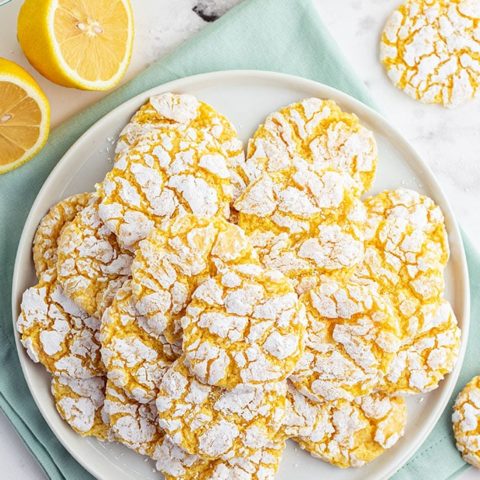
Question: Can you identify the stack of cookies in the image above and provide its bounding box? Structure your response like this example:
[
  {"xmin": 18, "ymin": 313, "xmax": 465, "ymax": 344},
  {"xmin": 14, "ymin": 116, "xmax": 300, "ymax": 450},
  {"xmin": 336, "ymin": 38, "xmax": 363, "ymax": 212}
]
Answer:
[{"xmin": 17, "ymin": 93, "xmax": 461, "ymax": 478}]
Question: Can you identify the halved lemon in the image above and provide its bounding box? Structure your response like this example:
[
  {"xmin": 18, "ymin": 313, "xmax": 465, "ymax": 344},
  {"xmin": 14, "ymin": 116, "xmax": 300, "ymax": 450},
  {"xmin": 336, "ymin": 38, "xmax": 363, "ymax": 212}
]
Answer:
[
  {"xmin": 0, "ymin": 58, "xmax": 50, "ymax": 175},
  {"xmin": 17, "ymin": 0, "xmax": 134, "ymax": 91}
]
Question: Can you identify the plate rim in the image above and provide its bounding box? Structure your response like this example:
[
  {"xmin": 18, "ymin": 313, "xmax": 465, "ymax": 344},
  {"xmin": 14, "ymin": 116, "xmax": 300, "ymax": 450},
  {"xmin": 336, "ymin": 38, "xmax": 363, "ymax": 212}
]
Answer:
[{"xmin": 11, "ymin": 69, "xmax": 471, "ymax": 480}]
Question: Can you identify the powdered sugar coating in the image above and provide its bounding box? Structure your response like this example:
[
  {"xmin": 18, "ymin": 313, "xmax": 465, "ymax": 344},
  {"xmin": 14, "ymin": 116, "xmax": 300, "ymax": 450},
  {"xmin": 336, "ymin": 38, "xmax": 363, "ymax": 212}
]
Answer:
[
  {"xmin": 102, "ymin": 380, "xmax": 164, "ymax": 456},
  {"xmin": 100, "ymin": 281, "xmax": 178, "ymax": 404},
  {"xmin": 182, "ymin": 264, "xmax": 306, "ymax": 389},
  {"xmin": 51, "ymin": 375, "xmax": 110, "ymax": 440},
  {"xmin": 33, "ymin": 192, "xmax": 92, "ymax": 275},
  {"xmin": 235, "ymin": 171, "xmax": 366, "ymax": 294},
  {"xmin": 452, "ymin": 375, "xmax": 480, "ymax": 468},
  {"xmin": 156, "ymin": 358, "xmax": 286, "ymax": 460},
  {"xmin": 131, "ymin": 215, "xmax": 255, "ymax": 344},
  {"xmin": 380, "ymin": 0, "xmax": 480, "ymax": 108},
  {"xmin": 245, "ymin": 97, "xmax": 377, "ymax": 193},
  {"xmin": 383, "ymin": 299, "xmax": 460, "ymax": 394},
  {"xmin": 16, "ymin": 268, "xmax": 103, "ymax": 378},
  {"xmin": 284, "ymin": 385, "xmax": 406, "ymax": 468},
  {"xmin": 115, "ymin": 93, "xmax": 246, "ymax": 199},
  {"xmin": 153, "ymin": 435, "xmax": 285, "ymax": 480},
  {"xmin": 290, "ymin": 277, "xmax": 401, "ymax": 403},
  {"xmin": 56, "ymin": 196, "xmax": 133, "ymax": 318}
]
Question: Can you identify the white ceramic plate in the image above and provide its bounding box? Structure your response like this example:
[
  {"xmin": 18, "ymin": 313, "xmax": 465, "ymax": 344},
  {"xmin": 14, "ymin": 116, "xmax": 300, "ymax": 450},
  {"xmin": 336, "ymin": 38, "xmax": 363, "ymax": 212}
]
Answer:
[{"xmin": 12, "ymin": 71, "xmax": 470, "ymax": 480}]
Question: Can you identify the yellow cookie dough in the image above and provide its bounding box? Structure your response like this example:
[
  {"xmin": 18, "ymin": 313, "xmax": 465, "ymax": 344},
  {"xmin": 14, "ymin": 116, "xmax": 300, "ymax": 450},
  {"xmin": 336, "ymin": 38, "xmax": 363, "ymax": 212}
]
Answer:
[
  {"xmin": 235, "ymin": 171, "xmax": 366, "ymax": 294},
  {"xmin": 380, "ymin": 0, "xmax": 480, "ymax": 108},
  {"xmin": 284, "ymin": 385, "xmax": 407, "ymax": 468},
  {"xmin": 153, "ymin": 435, "xmax": 285, "ymax": 480},
  {"xmin": 182, "ymin": 263, "xmax": 306, "ymax": 389},
  {"xmin": 32, "ymin": 192, "xmax": 92, "ymax": 275},
  {"xmin": 115, "ymin": 93, "xmax": 246, "ymax": 199},
  {"xmin": 156, "ymin": 358, "xmax": 286, "ymax": 460},
  {"xmin": 244, "ymin": 97, "xmax": 377, "ymax": 194},
  {"xmin": 290, "ymin": 276, "xmax": 401, "ymax": 402},
  {"xmin": 17, "ymin": 268, "xmax": 103, "ymax": 378},
  {"xmin": 57, "ymin": 196, "xmax": 133, "ymax": 318},
  {"xmin": 100, "ymin": 280, "xmax": 177, "ymax": 404},
  {"xmin": 131, "ymin": 214, "xmax": 255, "ymax": 344},
  {"xmin": 102, "ymin": 380, "xmax": 164, "ymax": 456},
  {"xmin": 51, "ymin": 375, "xmax": 110, "ymax": 440},
  {"xmin": 453, "ymin": 375, "xmax": 480, "ymax": 468}
]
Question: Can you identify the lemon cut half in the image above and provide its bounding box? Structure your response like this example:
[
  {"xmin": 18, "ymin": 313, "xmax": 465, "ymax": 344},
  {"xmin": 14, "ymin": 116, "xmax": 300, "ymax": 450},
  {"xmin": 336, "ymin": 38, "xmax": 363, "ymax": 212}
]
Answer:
[
  {"xmin": 18, "ymin": 0, "xmax": 134, "ymax": 91},
  {"xmin": 0, "ymin": 58, "xmax": 50, "ymax": 175}
]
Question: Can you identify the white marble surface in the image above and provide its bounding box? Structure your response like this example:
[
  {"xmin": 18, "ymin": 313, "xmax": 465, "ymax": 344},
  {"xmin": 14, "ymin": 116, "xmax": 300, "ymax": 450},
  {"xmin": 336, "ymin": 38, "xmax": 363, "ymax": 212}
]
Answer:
[{"xmin": 0, "ymin": 0, "xmax": 478, "ymax": 478}]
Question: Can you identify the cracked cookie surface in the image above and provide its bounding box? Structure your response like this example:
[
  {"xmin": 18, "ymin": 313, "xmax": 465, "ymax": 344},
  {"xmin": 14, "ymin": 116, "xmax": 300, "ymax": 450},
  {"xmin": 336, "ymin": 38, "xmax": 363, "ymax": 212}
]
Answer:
[
  {"xmin": 244, "ymin": 97, "xmax": 377, "ymax": 193},
  {"xmin": 290, "ymin": 276, "xmax": 401, "ymax": 402},
  {"xmin": 153, "ymin": 435, "xmax": 285, "ymax": 480},
  {"xmin": 235, "ymin": 171, "xmax": 366, "ymax": 294},
  {"xmin": 33, "ymin": 192, "xmax": 92, "ymax": 276},
  {"xmin": 380, "ymin": 0, "xmax": 480, "ymax": 108},
  {"xmin": 102, "ymin": 380, "xmax": 164, "ymax": 456},
  {"xmin": 115, "ymin": 93, "xmax": 246, "ymax": 199},
  {"xmin": 131, "ymin": 215, "xmax": 256, "ymax": 344},
  {"xmin": 57, "ymin": 196, "xmax": 133, "ymax": 318},
  {"xmin": 453, "ymin": 375, "xmax": 480, "ymax": 468},
  {"xmin": 284, "ymin": 385, "xmax": 406, "ymax": 468},
  {"xmin": 17, "ymin": 268, "xmax": 103, "ymax": 378},
  {"xmin": 156, "ymin": 358, "xmax": 287, "ymax": 460},
  {"xmin": 51, "ymin": 375, "xmax": 110, "ymax": 440},
  {"xmin": 100, "ymin": 280, "xmax": 178, "ymax": 404},
  {"xmin": 182, "ymin": 264, "xmax": 306, "ymax": 389}
]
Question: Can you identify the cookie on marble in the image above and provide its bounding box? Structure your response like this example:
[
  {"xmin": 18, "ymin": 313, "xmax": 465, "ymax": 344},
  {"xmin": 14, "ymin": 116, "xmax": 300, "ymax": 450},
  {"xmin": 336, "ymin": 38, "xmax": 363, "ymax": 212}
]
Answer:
[
  {"xmin": 32, "ymin": 192, "xmax": 92, "ymax": 275},
  {"xmin": 131, "ymin": 214, "xmax": 255, "ymax": 344},
  {"xmin": 17, "ymin": 268, "xmax": 103, "ymax": 378},
  {"xmin": 156, "ymin": 358, "xmax": 286, "ymax": 460},
  {"xmin": 452, "ymin": 375, "xmax": 480, "ymax": 468},
  {"xmin": 289, "ymin": 276, "xmax": 401, "ymax": 403},
  {"xmin": 284, "ymin": 385, "xmax": 407, "ymax": 468},
  {"xmin": 56, "ymin": 196, "xmax": 133, "ymax": 318},
  {"xmin": 380, "ymin": 0, "xmax": 480, "ymax": 108},
  {"xmin": 51, "ymin": 375, "xmax": 110, "ymax": 440},
  {"xmin": 235, "ymin": 170, "xmax": 367, "ymax": 294},
  {"xmin": 115, "ymin": 93, "xmax": 246, "ymax": 199},
  {"xmin": 102, "ymin": 380, "xmax": 164, "ymax": 456},
  {"xmin": 182, "ymin": 263, "xmax": 306, "ymax": 389},
  {"xmin": 153, "ymin": 435, "xmax": 285, "ymax": 480},
  {"xmin": 244, "ymin": 97, "xmax": 377, "ymax": 193},
  {"xmin": 100, "ymin": 280, "xmax": 178, "ymax": 404}
]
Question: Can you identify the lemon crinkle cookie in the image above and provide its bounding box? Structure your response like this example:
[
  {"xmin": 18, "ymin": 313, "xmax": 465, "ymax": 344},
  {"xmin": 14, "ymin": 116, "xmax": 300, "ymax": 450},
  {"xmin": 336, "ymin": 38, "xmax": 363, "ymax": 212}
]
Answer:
[
  {"xmin": 131, "ymin": 215, "xmax": 256, "ymax": 344},
  {"xmin": 103, "ymin": 380, "xmax": 164, "ymax": 457},
  {"xmin": 453, "ymin": 376, "xmax": 480, "ymax": 468},
  {"xmin": 182, "ymin": 263, "xmax": 306, "ymax": 389},
  {"xmin": 115, "ymin": 93, "xmax": 246, "ymax": 197},
  {"xmin": 244, "ymin": 97, "xmax": 377, "ymax": 194},
  {"xmin": 100, "ymin": 280, "xmax": 178, "ymax": 404},
  {"xmin": 380, "ymin": 0, "xmax": 480, "ymax": 108},
  {"xmin": 56, "ymin": 196, "xmax": 133, "ymax": 318},
  {"xmin": 51, "ymin": 375, "xmax": 110, "ymax": 440},
  {"xmin": 383, "ymin": 299, "xmax": 460, "ymax": 394},
  {"xmin": 284, "ymin": 385, "xmax": 407, "ymax": 468},
  {"xmin": 17, "ymin": 268, "xmax": 103, "ymax": 378},
  {"xmin": 32, "ymin": 192, "xmax": 92, "ymax": 276},
  {"xmin": 153, "ymin": 435, "xmax": 285, "ymax": 480},
  {"xmin": 289, "ymin": 276, "xmax": 401, "ymax": 403},
  {"xmin": 156, "ymin": 358, "xmax": 286, "ymax": 460},
  {"xmin": 235, "ymin": 170, "xmax": 366, "ymax": 294}
]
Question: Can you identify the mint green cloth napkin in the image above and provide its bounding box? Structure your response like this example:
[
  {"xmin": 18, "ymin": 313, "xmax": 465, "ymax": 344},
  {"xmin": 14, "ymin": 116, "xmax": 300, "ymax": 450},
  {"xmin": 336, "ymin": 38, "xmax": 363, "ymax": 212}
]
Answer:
[{"xmin": 0, "ymin": 0, "xmax": 476, "ymax": 478}]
